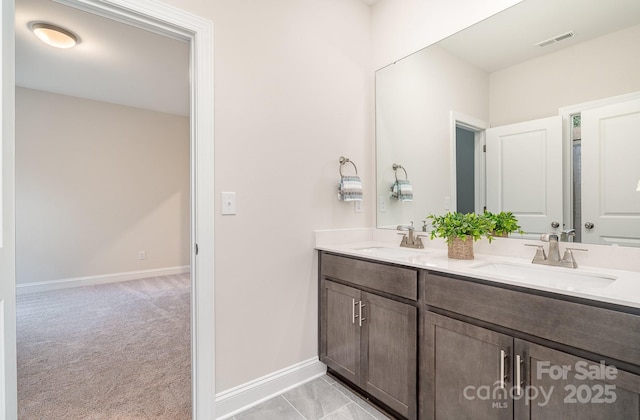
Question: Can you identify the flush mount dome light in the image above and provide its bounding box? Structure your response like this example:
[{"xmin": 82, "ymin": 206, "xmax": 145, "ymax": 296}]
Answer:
[{"xmin": 30, "ymin": 22, "xmax": 79, "ymax": 49}]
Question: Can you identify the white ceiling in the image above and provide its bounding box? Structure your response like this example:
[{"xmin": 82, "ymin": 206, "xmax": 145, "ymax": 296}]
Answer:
[
  {"xmin": 16, "ymin": 0, "xmax": 190, "ymax": 116},
  {"xmin": 437, "ymin": 0, "xmax": 640, "ymax": 73},
  {"xmin": 16, "ymin": 0, "xmax": 381, "ymax": 117},
  {"xmin": 17, "ymin": 0, "xmax": 636, "ymax": 116}
]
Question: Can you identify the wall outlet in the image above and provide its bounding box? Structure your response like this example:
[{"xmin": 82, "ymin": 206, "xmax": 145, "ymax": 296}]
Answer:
[
  {"xmin": 139, "ymin": 250, "xmax": 146, "ymax": 260},
  {"xmin": 379, "ymin": 196, "xmax": 387, "ymax": 213},
  {"xmin": 354, "ymin": 201, "xmax": 363, "ymax": 213}
]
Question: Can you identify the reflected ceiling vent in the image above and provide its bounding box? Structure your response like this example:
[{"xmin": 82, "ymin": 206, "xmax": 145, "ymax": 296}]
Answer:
[{"xmin": 536, "ymin": 31, "xmax": 574, "ymax": 48}]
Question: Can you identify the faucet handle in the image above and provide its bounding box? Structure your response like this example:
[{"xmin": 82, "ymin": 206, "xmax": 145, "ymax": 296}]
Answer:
[
  {"xmin": 525, "ymin": 244, "xmax": 547, "ymax": 261},
  {"xmin": 564, "ymin": 247, "xmax": 587, "ymax": 258},
  {"xmin": 414, "ymin": 234, "xmax": 427, "ymax": 249},
  {"xmin": 561, "ymin": 247, "xmax": 587, "ymax": 268}
]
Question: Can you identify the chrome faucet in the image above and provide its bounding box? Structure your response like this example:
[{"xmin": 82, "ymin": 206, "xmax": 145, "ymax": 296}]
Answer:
[
  {"xmin": 397, "ymin": 222, "xmax": 426, "ymax": 249},
  {"xmin": 525, "ymin": 233, "xmax": 587, "ymax": 268}
]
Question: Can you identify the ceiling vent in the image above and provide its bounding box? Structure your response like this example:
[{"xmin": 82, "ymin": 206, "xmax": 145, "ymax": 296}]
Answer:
[{"xmin": 536, "ymin": 31, "xmax": 574, "ymax": 48}]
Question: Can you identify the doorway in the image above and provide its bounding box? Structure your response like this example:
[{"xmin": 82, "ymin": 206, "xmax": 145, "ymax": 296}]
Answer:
[
  {"xmin": 450, "ymin": 112, "xmax": 489, "ymax": 214},
  {"xmin": 2, "ymin": 0, "xmax": 215, "ymax": 418},
  {"xmin": 455, "ymin": 126, "xmax": 476, "ymax": 214}
]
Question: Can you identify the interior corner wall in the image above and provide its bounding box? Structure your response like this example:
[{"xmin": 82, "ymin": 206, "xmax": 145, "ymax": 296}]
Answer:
[
  {"xmin": 15, "ymin": 87, "xmax": 190, "ymax": 285},
  {"xmin": 490, "ymin": 24, "xmax": 640, "ymax": 126},
  {"xmin": 375, "ymin": 45, "xmax": 489, "ymax": 228}
]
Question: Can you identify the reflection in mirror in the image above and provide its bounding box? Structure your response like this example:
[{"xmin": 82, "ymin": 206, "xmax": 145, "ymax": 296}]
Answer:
[{"xmin": 375, "ymin": 0, "xmax": 640, "ymax": 245}]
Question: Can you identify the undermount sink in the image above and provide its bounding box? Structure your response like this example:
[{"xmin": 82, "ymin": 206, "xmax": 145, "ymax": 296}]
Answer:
[
  {"xmin": 353, "ymin": 246, "xmax": 429, "ymax": 259},
  {"xmin": 470, "ymin": 261, "xmax": 617, "ymax": 291}
]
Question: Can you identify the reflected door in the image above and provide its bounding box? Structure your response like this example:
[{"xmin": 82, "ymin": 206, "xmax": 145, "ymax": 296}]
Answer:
[
  {"xmin": 581, "ymin": 98, "xmax": 640, "ymax": 246},
  {"xmin": 486, "ymin": 116, "xmax": 563, "ymax": 236}
]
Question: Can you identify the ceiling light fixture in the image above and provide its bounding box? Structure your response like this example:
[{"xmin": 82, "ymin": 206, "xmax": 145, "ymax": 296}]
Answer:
[{"xmin": 30, "ymin": 22, "xmax": 79, "ymax": 49}]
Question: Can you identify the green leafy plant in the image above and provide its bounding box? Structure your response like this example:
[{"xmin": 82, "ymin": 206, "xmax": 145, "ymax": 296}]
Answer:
[
  {"xmin": 427, "ymin": 212, "xmax": 493, "ymax": 244},
  {"xmin": 484, "ymin": 211, "xmax": 524, "ymax": 237}
]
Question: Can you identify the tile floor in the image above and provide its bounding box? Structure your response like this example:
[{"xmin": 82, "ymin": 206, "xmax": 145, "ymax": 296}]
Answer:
[{"xmin": 232, "ymin": 375, "xmax": 393, "ymax": 420}]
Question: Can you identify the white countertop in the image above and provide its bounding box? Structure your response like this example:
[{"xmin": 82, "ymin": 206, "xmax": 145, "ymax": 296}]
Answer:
[{"xmin": 317, "ymin": 240, "xmax": 640, "ymax": 311}]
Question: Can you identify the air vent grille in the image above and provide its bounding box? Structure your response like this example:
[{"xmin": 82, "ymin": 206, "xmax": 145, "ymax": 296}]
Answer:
[{"xmin": 536, "ymin": 31, "xmax": 574, "ymax": 47}]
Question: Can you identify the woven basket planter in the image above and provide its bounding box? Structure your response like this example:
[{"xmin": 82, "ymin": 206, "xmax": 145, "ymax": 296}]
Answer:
[{"xmin": 447, "ymin": 236, "xmax": 474, "ymax": 260}]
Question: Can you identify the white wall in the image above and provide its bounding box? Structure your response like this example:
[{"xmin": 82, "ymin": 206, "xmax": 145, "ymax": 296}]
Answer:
[
  {"xmin": 151, "ymin": 0, "xmax": 374, "ymax": 392},
  {"xmin": 490, "ymin": 24, "xmax": 640, "ymax": 126},
  {"xmin": 376, "ymin": 45, "xmax": 489, "ymax": 228},
  {"xmin": 371, "ymin": 0, "xmax": 523, "ymax": 70},
  {"xmin": 15, "ymin": 87, "xmax": 190, "ymax": 284}
]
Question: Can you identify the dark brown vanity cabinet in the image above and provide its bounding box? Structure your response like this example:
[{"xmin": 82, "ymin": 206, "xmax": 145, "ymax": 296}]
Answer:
[
  {"xmin": 319, "ymin": 253, "xmax": 418, "ymax": 419},
  {"xmin": 319, "ymin": 251, "xmax": 640, "ymax": 419},
  {"xmin": 423, "ymin": 273, "xmax": 640, "ymax": 420}
]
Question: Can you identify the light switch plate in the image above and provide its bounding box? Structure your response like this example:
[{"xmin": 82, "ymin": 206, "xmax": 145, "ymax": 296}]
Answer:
[{"xmin": 221, "ymin": 192, "xmax": 236, "ymax": 215}]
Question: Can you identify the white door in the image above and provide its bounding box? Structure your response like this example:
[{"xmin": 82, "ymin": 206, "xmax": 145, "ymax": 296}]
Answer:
[
  {"xmin": 581, "ymin": 98, "xmax": 640, "ymax": 246},
  {"xmin": 2, "ymin": 0, "xmax": 17, "ymax": 417},
  {"xmin": 486, "ymin": 116, "xmax": 563, "ymax": 236}
]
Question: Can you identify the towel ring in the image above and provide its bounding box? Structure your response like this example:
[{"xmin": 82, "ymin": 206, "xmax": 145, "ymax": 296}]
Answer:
[
  {"xmin": 339, "ymin": 156, "xmax": 358, "ymax": 176},
  {"xmin": 392, "ymin": 163, "xmax": 408, "ymax": 181}
]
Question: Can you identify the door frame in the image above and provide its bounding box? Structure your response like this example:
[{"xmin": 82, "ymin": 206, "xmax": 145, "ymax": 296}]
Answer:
[
  {"xmin": 559, "ymin": 91, "xmax": 640, "ymax": 235},
  {"xmin": 3, "ymin": 0, "xmax": 215, "ymax": 418},
  {"xmin": 1, "ymin": 0, "xmax": 17, "ymax": 416},
  {"xmin": 449, "ymin": 111, "xmax": 489, "ymax": 213}
]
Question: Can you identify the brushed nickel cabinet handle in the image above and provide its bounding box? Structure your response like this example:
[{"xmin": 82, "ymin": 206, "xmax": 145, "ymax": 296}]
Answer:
[
  {"xmin": 358, "ymin": 302, "xmax": 366, "ymax": 327},
  {"xmin": 500, "ymin": 350, "xmax": 507, "ymax": 389},
  {"xmin": 516, "ymin": 354, "xmax": 522, "ymax": 396},
  {"xmin": 585, "ymin": 222, "xmax": 595, "ymax": 230},
  {"xmin": 352, "ymin": 299, "xmax": 357, "ymax": 324}
]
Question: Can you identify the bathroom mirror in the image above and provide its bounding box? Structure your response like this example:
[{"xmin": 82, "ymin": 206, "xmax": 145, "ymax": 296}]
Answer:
[{"xmin": 375, "ymin": 0, "xmax": 640, "ymax": 245}]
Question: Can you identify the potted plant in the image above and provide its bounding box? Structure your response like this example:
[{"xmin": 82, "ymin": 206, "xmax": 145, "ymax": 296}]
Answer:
[
  {"xmin": 484, "ymin": 211, "xmax": 523, "ymax": 238},
  {"xmin": 427, "ymin": 212, "xmax": 492, "ymax": 260}
]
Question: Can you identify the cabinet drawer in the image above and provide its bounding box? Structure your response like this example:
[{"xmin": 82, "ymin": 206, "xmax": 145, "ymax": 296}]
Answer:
[
  {"xmin": 321, "ymin": 253, "xmax": 418, "ymax": 301},
  {"xmin": 424, "ymin": 273, "xmax": 640, "ymax": 367}
]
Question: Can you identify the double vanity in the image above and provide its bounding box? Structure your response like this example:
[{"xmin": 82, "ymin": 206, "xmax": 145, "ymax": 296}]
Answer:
[{"xmin": 317, "ymin": 237, "xmax": 640, "ymax": 419}]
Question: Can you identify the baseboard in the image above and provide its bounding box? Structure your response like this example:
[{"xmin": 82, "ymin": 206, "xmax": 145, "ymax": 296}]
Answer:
[
  {"xmin": 215, "ymin": 357, "xmax": 327, "ymax": 419},
  {"xmin": 16, "ymin": 265, "xmax": 190, "ymax": 295}
]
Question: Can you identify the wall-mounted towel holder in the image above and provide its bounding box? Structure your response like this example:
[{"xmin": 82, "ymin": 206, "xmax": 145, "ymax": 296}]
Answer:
[
  {"xmin": 338, "ymin": 157, "xmax": 363, "ymax": 202},
  {"xmin": 392, "ymin": 163, "xmax": 408, "ymax": 181},
  {"xmin": 339, "ymin": 156, "xmax": 359, "ymax": 176},
  {"xmin": 391, "ymin": 163, "xmax": 413, "ymax": 202}
]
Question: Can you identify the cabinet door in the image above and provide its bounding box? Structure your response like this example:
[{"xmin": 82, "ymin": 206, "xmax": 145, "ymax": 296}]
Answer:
[
  {"xmin": 319, "ymin": 280, "xmax": 361, "ymax": 384},
  {"xmin": 423, "ymin": 312, "xmax": 513, "ymax": 420},
  {"xmin": 515, "ymin": 340, "xmax": 640, "ymax": 420},
  {"xmin": 362, "ymin": 292, "xmax": 417, "ymax": 419}
]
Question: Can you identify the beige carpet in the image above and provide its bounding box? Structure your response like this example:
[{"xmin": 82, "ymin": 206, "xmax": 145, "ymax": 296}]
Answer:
[{"xmin": 17, "ymin": 273, "xmax": 192, "ymax": 420}]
